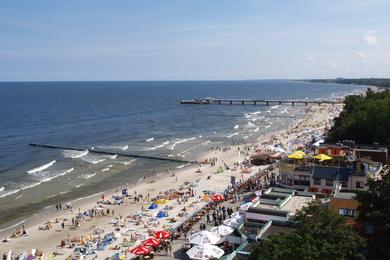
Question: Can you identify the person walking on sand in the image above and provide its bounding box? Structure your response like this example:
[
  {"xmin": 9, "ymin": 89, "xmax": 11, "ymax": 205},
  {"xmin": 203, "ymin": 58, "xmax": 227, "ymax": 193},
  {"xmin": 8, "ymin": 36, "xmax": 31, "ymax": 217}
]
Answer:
[{"xmin": 168, "ymin": 242, "xmax": 173, "ymax": 256}]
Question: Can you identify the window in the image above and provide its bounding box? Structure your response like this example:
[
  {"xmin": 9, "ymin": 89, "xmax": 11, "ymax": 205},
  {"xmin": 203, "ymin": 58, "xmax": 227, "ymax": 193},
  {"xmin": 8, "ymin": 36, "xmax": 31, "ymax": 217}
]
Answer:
[
  {"xmin": 356, "ymin": 181, "xmax": 364, "ymax": 189},
  {"xmin": 339, "ymin": 208, "xmax": 356, "ymax": 217},
  {"xmin": 293, "ymin": 175, "xmax": 310, "ymax": 186},
  {"xmin": 326, "ymin": 179, "xmax": 333, "ymax": 187},
  {"xmin": 313, "ymin": 178, "xmax": 321, "ymax": 185}
]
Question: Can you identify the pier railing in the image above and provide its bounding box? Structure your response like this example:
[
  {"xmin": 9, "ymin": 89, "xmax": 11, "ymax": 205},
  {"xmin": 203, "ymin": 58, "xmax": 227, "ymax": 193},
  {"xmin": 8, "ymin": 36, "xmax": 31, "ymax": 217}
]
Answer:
[{"xmin": 180, "ymin": 98, "xmax": 343, "ymax": 106}]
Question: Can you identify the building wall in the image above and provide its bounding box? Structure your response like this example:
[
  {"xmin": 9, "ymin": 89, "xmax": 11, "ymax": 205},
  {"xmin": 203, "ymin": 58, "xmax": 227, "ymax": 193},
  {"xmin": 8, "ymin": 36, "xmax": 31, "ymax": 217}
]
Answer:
[
  {"xmin": 245, "ymin": 212, "xmax": 288, "ymax": 222},
  {"xmin": 348, "ymin": 175, "xmax": 368, "ymax": 191},
  {"xmin": 330, "ymin": 197, "xmax": 360, "ymax": 220}
]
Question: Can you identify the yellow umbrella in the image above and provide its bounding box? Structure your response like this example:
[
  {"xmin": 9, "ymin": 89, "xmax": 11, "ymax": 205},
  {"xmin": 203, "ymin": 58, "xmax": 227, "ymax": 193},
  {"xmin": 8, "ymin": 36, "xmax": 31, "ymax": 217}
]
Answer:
[
  {"xmin": 156, "ymin": 199, "xmax": 169, "ymax": 204},
  {"xmin": 288, "ymin": 152, "xmax": 303, "ymax": 159},
  {"xmin": 313, "ymin": 154, "xmax": 332, "ymax": 161},
  {"xmin": 295, "ymin": 150, "xmax": 306, "ymax": 156}
]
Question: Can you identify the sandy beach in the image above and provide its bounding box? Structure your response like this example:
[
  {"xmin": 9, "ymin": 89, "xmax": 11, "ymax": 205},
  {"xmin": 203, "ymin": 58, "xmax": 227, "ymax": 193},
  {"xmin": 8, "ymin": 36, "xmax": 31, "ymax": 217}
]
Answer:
[{"xmin": 0, "ymin": 103, "xmax": 343, "ymax": 259}]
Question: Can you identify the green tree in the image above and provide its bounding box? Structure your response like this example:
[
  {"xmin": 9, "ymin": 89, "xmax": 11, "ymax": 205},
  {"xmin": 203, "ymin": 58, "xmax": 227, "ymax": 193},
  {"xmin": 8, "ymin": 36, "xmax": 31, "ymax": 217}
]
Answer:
[{"xmin": 250, "ymin": 201, "xmax": 366, "ymax": 260}]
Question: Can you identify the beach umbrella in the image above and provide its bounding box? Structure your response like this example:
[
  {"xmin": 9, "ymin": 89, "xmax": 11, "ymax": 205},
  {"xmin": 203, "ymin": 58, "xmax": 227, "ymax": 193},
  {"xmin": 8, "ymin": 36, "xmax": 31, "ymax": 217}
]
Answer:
[
  {"xmin": 211, "ymin": 194, "xmax": 224, "ymax": 202},
  {"xmin": 295, "ymin": 150, "xmax": 306, "ymax": 156},
  {"xmin": 188, "ymin": 231, "xmax": 221, "ymax": 245},
  {"xmin": 186, "ymin": 244, "xmax": 225, "ymax": 260},
  {"xmin": 287, "ymin": 152, "xmax": 303, "ymax": 159},
  {"xmin": 210, "ymin": 225, "xmax": 234, "ymax": 236},
  {"xmin": 154, "ymin": 230, "xmax": 171, "ymax": 239},
  {"xmin": 142, "ymin": 237, "xmax": 160, "ymax": 247},
  {"xmin": 223, "ymin": 218, "xmax": 243, "ymax": 228},
  {"xmin": 201, "ymin": 195, "xmax": 210, "ymax": 202},
  {"xmin": 156, "ymin": 199, "xmax": 168, "ymax": 204},
  {"xmin": 130, "ymin": 245, "xmax": 152, "ymax": 255},
  {"xmin": 231, "ymin": 212, "xmax": 244, "ymax": 221},
  {"xmin": 148, "ymin": 203, "xmax": 158, "ymax": 210},
  {"xmin": 314, "ymin": 154, "xmax": 332, "ymax": 161},
  {"xmin": 239, "ymin": 202, "xmax": 253, "ymax": 212}
]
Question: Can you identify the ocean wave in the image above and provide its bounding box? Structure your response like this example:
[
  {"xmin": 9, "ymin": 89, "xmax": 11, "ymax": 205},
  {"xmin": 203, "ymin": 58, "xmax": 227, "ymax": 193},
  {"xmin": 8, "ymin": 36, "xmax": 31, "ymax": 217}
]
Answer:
[
  {"xmin": 176, "ymin": 163, "xmax": 191, "ymax": 169},
  {"xmin": 0, "ymin": 219, "xmax": 27, "ymax": 233},
  {"xmin": 271, "ymin": 105, "xmax": 280, "ymax": 109},
  {"xmin": 170, "ymin": 137, "xmax": 196, "ymax": 150},
  {"xmin": 250, "ymin": 111, "xmax": 261, "ymax": 115},
  {"xmin": 251, "ymin": 116, "xmax": 265, "ymax": 122},
  {"xmin": 81, "ymin": 155, "xmax": 106, "ymax": 164},
  {"xmin": 104, "ymin": 154, "xmax": 117, "ymax": 159},
  {"xmin": 146, "ymin": 137, "xmax": 154, "ymax": 142},
  {"xmin": 265, "ymin": 125, "xmax": 271, "ymax": 129},
  {"xmin": 63, "ymin": 150, "xmax": 89, "ymax": 159},
  {"xmin": 40, "ymin": 168, "xmax": 74, "ymax": 183},
  {"xmin": 253, "ymin": 127, "xmax": 260, "ymax": 132},
  {"xmin": 76, "ymin": 184, "xmax": 84, "ymax": 188},
  {"xmin": 280, "ymin": 108, "xmax": 289, "ymax": 114},
  {"xmin": 226, "ymin": 132, "xmax": 239, "ymax": 138},
  {"xmin": 79, "ymin": 173, "xmax": 96, "ymax": 180},
  {"xmin": 101, "ymin": 168, "xmax": 110, "ymax": 172},
  {"xmin": 234, "ymin": 125, "xmax": 239, "ymax": 129},
  {"xmin": 27, "ymin": 160, "xmax": 56, "ymax": 174},
  {"xmin": 120, "ymin": 159, "xmax": 136, "ymax": 165},
  {"xmin": 121, "ymin": 145, "xmax": 129, "ymax": 151},
  {"xmin": 0, "ymin": 187, "xmax": 4, "ymax": 192},
  {"xmin": 147, "ymin": 141, "xmax": 170, "ymax": 151},
  {"xmin": 247, "ymin": 122, "xmax": 257, "ymax": 128}
]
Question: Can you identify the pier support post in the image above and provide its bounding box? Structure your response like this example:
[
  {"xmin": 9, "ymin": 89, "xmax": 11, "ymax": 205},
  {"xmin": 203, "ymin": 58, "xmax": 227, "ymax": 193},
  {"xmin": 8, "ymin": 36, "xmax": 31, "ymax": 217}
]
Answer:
[
  {"xmin": 229, "ymin": 101, "xmax": 232, "ymax": 105},
  {"xmin": 266, "ymin": 101, "xmax": 269, "ymax": 106},
  {"xmin": 292, "ymin": 102, "xmax": 295, "ymax": 106},
  {"xmin": 305, "ymin": 102, "xmax": 308, "ymax": 106},
  {"xmin": 254, "ymin": 101, "xmax": 256, "ymax": 105},
  {"xmin": 279, "ymin": 101, "xmax": 281, "ymax": 105},
  {"xmin": 218, "ymin": 100, "xmax": 221, "ymax": 105}
]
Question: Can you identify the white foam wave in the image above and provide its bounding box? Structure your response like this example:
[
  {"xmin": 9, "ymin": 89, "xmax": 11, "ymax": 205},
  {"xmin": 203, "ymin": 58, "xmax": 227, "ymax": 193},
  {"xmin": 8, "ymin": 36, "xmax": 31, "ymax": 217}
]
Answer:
[
  {"xmin": 0, "ymin": 187, "xmax": 4, "ymax": 192},
  {"xmin": 234, "ymin": 125, "xmax": 239, "ymax": 129},
  {"xmin": 101, "ymin": 168, "xmax": 110, "ymax": 172},
  {"xmin": 147, "ymin": 141, "xmax": 170, "ymax": 151},
  {"xmin": 271, "ymin": 105, "xmax": 280, "ymax": 109},
  {"xmin": 265, "ymin": 125, "xmax": 271, "ymax": 129},
  {"xmin": 79, "ymin": 173, "xmax": 96, "ymax": 180},
  {"xmin": 170, "ymin": 137, "xmax": 196, "ymax": 150},
  {"xmin": 226, "ymin": 132, "xmax": 239, "ymax": 138},
  {"xmin": 251, "ymin": 116, "xmax": 265, "ymax": 122},
  {"xmin": 81, "ymin": 155, "xmax": 106, "ymax": 164},
  {"xmin": 63, "ymin": 150, "xmax": 89, "ymax": 159},
  {"xmin": 15, "ymin": 194, "xmax": 23, "ymax": 200},
  {"xmin": 120, "ymin": 159, "xmax": 136, "ymax": 165},
  {"xmin": 121, "ymin": 145, "xmax": 129, "ymax": 151},
  {"xmin": 176, "ymin": 163, "xmax": 191, "ymax": 169},
  {"xmin": 70, "ymin": 191, "xmax": 105, "ymax": 203},
  {"xmin": 250, "ymin": 111, "xmax": 261, "ymax": 115},
  {"xmin": 104, "ymin": 154, "xmax": 117, "ymax": 159},
  {"xmin": 40, "ymin": 168, "xmax": 74, "ymax": 183},
  {"xmin": 280, "ymin": 109, "xmax": 289, "ymax": 114},
  {"xmin": 27, "ymin": 160, "xmax": 56, "ymax": 174},
  {"xmin": 244, "ymin": 136, "xmax": 249, "ymax": 139},
  {"xmin": 0, "ymin": 219, "xmax": 27, "ymax": 233},
  {"xmin": 146, "ymin": 138, "xmax": 154, "ymax": 142},
  {"xmin": 247, "ymin": 122, "xmax": 257, "ymax": 128},
  {"xmin": 76, "ymin": 184, "xmax": 84, "ymax": 188},
  {"xmin": 253, "ymin": 127, "xmax": 260, "ymax": 132}
]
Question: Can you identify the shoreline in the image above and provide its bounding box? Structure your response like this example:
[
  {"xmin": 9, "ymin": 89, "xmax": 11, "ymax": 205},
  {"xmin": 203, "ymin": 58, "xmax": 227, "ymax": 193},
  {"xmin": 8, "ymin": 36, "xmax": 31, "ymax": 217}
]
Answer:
[{"xmin": 0, "ymin": 102, "xmax": 343, "ymax": 257}]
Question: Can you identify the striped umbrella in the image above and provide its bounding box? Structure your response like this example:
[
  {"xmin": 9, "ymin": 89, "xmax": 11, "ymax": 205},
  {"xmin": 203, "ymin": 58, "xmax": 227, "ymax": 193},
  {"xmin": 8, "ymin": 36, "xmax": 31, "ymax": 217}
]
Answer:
[{"xmin": 130, "ymin": 245, "xmax": 152, "ymax": 255}]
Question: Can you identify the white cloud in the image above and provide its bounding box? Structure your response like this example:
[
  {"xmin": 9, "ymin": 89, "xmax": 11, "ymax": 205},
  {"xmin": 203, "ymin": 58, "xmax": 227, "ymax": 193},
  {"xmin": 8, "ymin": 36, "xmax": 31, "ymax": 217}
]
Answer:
[
  {"xmin": 363, "ymin": 31, "xmax": 377, "ymax": 45},
  {"xmin": 307, "ymin": 56, "xmax": 315, "ymax": 61},
  {"xmin": 356, "ymin": 51, "xmax": 369, "ymax": 59}
]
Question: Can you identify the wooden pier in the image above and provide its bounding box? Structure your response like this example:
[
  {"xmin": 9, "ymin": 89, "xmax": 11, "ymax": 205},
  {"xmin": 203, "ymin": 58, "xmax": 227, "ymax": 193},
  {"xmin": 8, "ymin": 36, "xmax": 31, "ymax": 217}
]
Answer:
[
  {"xmin": 180, "ymin": 98, "xmax": 343, "ymax": 106},
  {"xmin": 29, "ymin": 143, "xmax": 191, "ymax": 164}
]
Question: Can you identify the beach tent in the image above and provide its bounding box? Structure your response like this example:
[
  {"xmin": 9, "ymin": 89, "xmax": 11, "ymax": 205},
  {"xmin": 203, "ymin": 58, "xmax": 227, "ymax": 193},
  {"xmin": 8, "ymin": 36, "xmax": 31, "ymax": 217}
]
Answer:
[
  {"xmin": 148, "ymin": 203, "xmax": 158, "ymax": 210},
  {"xmin": 314, "ymin": 154, "xmax": 332, "ymax": 161},
  {"xmin": 156, "ymin": 211, "xmax": 168, "ymax": 218},
  {"xmin": 210, "ymin": 225, "xmax": 234, "ymax": 236},
  {"xmin": 211, "ymin": 194, "xmax": 224, "ymax": 202},
  {"xmin": 186, "ymin": 244, "xmax": 225, "ymax": 260},
  {"xmin": 201, "ymin": 195, "xmax": 210, "ymax": 202},
  {"xmin": 141, "ymin": 237, "xmax": 160, "ymax": 247},
  {"xmin": 129, "ymin": 245, "xmax": 152, "ymax": 256},
  {"xmin": 188, "ymin": 231, "xmax": 221, "ymax": 245},
  {"xmin": 154, "ymin": 230, "xmax": 171, "ymax": 239}
]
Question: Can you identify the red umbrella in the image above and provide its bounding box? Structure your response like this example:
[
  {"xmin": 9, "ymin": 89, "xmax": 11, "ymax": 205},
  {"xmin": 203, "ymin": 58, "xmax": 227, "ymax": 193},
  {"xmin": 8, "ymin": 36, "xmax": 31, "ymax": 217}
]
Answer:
[
  {"xmin": 211, "ymin": 194, "xmax": 224, "ymax": 202},
  {"xmin": 130, "ymin": 245, "xmax": 152, "ymax": 255},
  {"xmin": 154, "ymin": 230, "xmax": 171, "ymax": 239},
  {"xmin": 142, "ymin": 237, "xmax": 160, "ymax": 247}
]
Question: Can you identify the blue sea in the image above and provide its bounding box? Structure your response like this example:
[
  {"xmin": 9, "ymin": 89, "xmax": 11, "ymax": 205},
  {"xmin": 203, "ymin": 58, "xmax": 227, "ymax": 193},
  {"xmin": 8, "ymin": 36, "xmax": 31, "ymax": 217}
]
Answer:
[{"xmin": 0, "ymin": 80, "xmax": 366, "ymax": 229}]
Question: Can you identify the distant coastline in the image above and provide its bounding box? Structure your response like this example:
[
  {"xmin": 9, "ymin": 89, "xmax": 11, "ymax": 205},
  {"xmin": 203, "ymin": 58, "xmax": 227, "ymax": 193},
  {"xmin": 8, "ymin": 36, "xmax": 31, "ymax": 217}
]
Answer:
[{"xmin": 297, "ymin": 78, "xmax": 390, "ymax": 89}]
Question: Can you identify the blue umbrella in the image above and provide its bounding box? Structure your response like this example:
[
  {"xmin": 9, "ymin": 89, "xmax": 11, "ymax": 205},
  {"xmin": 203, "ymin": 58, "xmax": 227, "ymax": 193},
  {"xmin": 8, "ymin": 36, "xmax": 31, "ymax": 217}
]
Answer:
[{"xmin": 156, "ymin": 211, "xmax": 167, "ymax": 218}]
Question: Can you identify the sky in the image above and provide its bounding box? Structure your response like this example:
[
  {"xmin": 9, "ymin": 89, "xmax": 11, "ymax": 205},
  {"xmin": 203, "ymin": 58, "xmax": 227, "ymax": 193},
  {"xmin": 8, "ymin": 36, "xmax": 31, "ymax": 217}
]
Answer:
[{"xmin": 1, "ymin": 0, "xmax": 390, "ymax": 81}]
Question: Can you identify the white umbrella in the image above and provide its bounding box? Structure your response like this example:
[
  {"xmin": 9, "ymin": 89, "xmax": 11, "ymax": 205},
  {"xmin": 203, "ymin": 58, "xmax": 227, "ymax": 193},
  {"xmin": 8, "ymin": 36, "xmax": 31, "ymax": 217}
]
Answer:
[
  {"xmin": 223, "ymin": 218, "xmax": 243, "ymax": 228},
  {"xmin": 239, "ymin": 202, "xmax": 253, "ymax": 212},
  {"xmin": 186, "ymin": 244, "xmax": 225, "ymax": 260},
  {"xmin": 188, "ymin": 231, "xmax": 221, "ymax": 245},
  {"xmin": 231, "ymin": 212, "xmax": 244, "ymax": 221},
  {"xmin": 210, "ymin": 225, "xmax": 234, "ymax": 236}
]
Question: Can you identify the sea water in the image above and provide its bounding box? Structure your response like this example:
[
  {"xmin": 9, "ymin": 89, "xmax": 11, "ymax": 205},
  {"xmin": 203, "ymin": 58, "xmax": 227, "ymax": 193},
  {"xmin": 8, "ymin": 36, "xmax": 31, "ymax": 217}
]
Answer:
[{"xmin": 0, "ymin": 80, "xmax": 366, "ymax": 228}]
